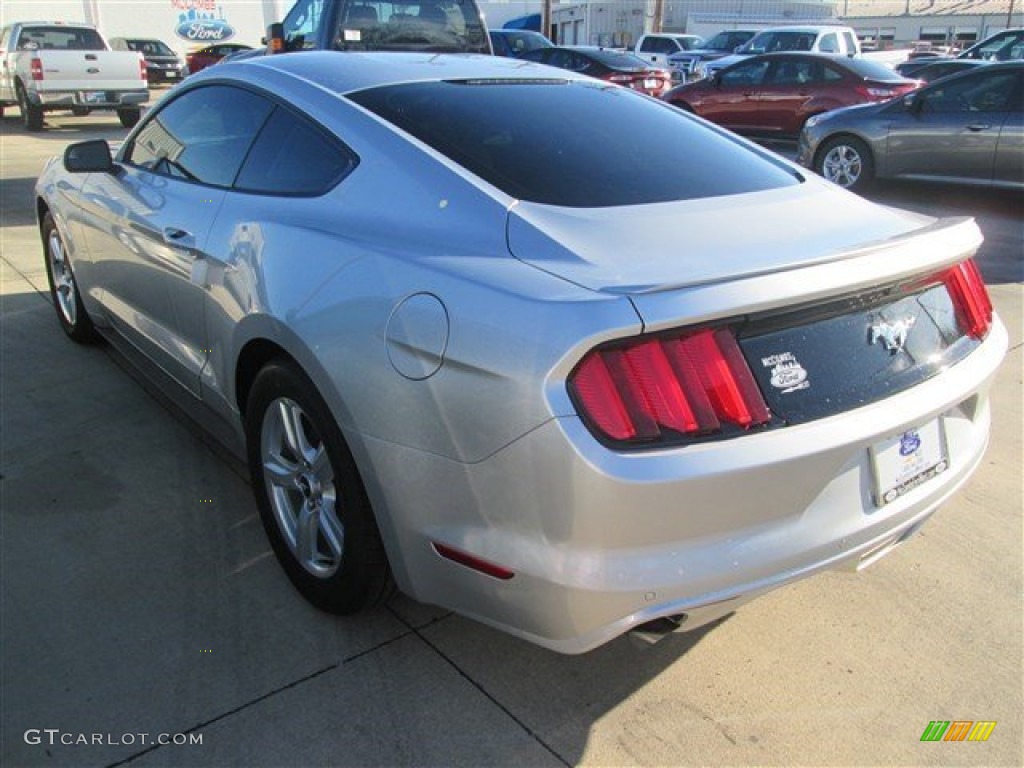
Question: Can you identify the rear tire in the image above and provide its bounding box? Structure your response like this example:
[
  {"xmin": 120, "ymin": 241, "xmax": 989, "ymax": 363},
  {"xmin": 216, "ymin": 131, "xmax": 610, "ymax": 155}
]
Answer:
[
  {"xmin": 816, "ymin": 135, "xmax": 875, "ymax": 193},
  {"xmin": 16, "ymin": 83, "xmax": 43, "ymax": 131},
  {"xmin": 118, "ymin": 108, "xmax": 141, "ymax": 129},
  {"xmin": 245, "ymin": 360, "xmax": 393, "ymax": 614},
  {"xmin": 42, "ymin": 212, "xmax": 99, "ymax": 343}
]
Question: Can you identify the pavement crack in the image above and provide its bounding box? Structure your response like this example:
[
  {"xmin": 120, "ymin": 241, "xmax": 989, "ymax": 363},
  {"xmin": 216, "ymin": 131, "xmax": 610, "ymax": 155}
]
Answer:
[
  {"xmin": 387, "ymin": 606, "xmax": 571, "ymax": 768},
  {"xmin": 109, "ymin": 630, "xmax": 416, "ymax": 768}
]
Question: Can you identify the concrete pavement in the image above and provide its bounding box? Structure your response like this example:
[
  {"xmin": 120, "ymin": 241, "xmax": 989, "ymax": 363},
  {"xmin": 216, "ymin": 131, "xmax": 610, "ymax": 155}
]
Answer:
[{"xmin": 2, "ymin": 109, "xmax": 1021, "ymax": 767}]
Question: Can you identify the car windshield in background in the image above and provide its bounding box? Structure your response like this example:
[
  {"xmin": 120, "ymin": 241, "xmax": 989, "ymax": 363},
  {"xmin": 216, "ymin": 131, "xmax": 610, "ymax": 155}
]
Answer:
[
  {"xmin": 348, "ymin": 80, "xmax": 799, "ymax": 207},
  {"xmin": 129, "ymin": 40, "xmax": 176, "ymax": 55},
  {"xmin": 17, "ymin": 26, "xmax": 105, "ymax": 50},
  {"xmin": 743, "ymin": 31, "xmax": 816, "ymax": 53},
  {"xmin": 332, "ymin": 0, "xmax": 488, "ymax": 53},
  {"xmin": 844, "ymin": 57, "xmax": 918, "ymax": 82}
]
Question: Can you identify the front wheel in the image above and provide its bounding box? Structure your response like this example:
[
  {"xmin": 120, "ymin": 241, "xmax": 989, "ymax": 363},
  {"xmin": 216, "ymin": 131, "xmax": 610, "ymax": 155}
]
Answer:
[
  {"xmin": 245, "ymin": 360, "xmax": 393, "ymax": 614},
  {"xmin": 117, "ymin": 108, "xmax": 141, "ymax": 129},
  {"xmin": 816, "ymin": 135, "xmax": 875, "ymax": 192},
  {"xmin": 42, "ymin": 212, "xmax": 99, "ymax": 343}
]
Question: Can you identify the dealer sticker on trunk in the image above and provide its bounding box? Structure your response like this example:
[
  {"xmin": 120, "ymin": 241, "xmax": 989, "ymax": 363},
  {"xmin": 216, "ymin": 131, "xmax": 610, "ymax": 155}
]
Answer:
[{"xmin": 870, "ymin": 418, "xmax": 949, "ymax": 506}]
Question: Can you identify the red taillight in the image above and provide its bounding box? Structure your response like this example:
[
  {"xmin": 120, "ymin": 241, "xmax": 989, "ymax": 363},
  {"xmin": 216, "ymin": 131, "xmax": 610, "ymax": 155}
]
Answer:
[
  {"xmin": 139, "ymin": 56, "xmax": 148, "ymax": 82},
  {"xmin": 570, "ymin": 327, "xmax": 771, "ymax": 446},
  {"xmin": 30, "ymin": 58, "xmax": 43, "ymax": 81},
  {"xmin": 608, "ymin": 73, "xmax": 633, "ymax": 84},
  {"xmin": 856, "ymin": 84, "xmax": 895, "ymax": 100},
  {"xmin": 432, "ymin": 543, "xmax": 515, "ymax": 580},
  {"xmin": 944, "ymin": 258, "xmax": 993, "ymax": 339}
]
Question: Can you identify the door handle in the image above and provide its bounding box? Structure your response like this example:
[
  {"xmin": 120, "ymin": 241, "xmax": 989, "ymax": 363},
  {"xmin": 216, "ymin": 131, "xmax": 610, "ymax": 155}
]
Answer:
[
  {"xmin": 162, "ymin": 227, "xmax": 194, "ymax": 247},
  {"xmin": 966, "ymin": 124, "xmax": 992, "ymax": 132}
]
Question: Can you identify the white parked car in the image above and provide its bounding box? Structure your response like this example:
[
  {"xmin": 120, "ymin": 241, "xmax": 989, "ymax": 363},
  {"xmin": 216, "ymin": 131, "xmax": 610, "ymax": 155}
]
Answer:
[{"xmin": 634, "ymin": 33, "xmax": 703, "ymax": 67}]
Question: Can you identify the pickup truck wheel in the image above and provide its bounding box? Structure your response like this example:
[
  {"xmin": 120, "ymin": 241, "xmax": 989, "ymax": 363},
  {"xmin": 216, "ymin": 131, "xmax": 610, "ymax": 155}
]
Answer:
[
  {"xmin": 117, "ymin": 108, "xmax": 141, "ymax": 129},
  {"xmin": 16, "ymin": 83, "xmax": 43, "ymax": 131}
]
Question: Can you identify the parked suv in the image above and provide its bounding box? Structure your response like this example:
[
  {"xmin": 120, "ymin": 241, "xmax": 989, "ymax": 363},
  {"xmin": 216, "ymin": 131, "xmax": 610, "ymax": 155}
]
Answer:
[
  {"xmin": 667, "ymin": 28, "xmax": 758, "ymax": 82},
  {"xmin": 109, "ymin": 38, "xmax": 184, "ymax": 83},
  {"xmin": 700, "ymin": 25, "xmax": 860, "ymax": 79}
]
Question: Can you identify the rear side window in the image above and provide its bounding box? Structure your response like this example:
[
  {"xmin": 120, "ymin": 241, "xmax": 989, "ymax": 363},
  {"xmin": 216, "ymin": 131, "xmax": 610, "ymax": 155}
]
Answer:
[
  {"xmin": 349, "ymin": 80, "xmax": 798, "ymax": 207},
  {"xmin": 235, "ymin": 107, "xmax": 357, "ymax": 195},
  {"xmin": 125, "ymin": 85, "xmax": 273, "ymax": 187}
]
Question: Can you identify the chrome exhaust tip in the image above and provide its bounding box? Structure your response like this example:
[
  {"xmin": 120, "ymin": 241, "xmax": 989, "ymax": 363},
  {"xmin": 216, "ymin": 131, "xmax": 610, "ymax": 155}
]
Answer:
[{"xmin": 629, "ymin": 613, "xmax": 687, "ymax": 647}]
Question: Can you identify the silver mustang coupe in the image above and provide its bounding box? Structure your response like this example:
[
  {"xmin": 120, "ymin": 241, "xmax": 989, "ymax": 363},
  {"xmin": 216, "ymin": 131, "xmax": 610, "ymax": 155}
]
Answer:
[{"xmin": 36, "ymin": 52, "xmax": 1006, "ymax": 653}]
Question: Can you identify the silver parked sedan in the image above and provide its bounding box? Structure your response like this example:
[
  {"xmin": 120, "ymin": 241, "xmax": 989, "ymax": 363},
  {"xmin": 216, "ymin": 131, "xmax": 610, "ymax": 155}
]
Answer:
[
  {"xmin": 36, "ymin": 52, "xmax": 1006, "ymax": 653},
  {"xmin": 798, "ymin": 61, "xmax": 1023, "ymax": 192}
]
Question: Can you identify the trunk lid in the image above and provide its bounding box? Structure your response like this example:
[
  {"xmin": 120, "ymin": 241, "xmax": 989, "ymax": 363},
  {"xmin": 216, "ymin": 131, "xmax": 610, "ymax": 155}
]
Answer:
[{"xmin": 506, "ymin": 182, "xmax": 936, "ymax": 295}]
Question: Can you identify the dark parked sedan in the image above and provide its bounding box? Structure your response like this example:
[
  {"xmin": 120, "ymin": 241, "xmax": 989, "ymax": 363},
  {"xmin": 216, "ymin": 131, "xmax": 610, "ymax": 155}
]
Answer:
[
  {"xmin": 109, "ymin": 37, "xmax": 184, "ymax": 82},
  {"xmin": 520, "ymin": 46, "xmax": 671, "ymax": 97},
  {"xmin": 912, "ymin": 59, "xmax": 987, "ymax": 84},
  {"xmin": 664, "ymin": 53, "xmax": 920, "ymax": 138},
  {"xmin": 798, "ymin": 61, "xmax": 1023, "ymax": 191}
]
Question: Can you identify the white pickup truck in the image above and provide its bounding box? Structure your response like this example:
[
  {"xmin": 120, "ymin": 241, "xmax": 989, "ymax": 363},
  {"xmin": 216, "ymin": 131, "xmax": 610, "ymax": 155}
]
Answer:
[{"xmin": 0, "ymin": 22, "xmax": 148, "ymax": 131}]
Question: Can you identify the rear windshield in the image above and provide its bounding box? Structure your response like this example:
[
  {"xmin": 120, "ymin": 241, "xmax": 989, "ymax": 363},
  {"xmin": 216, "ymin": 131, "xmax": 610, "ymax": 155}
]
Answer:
[
  {"xmin": 583, "ymin": 49, "xmax": 650, "ymax": 69},
  {"xmin": 349, "ymin": 80, "xmax": 799, "ymax": 207},
  {"xmin": 843, "ymin": 57, "xmax": 914, "ymax": 81},
  {"xmin": 743, "ymin": 31, "xmax": 817, "ymax": 53},
  {"xmin": 335, "ymin": 1, "xmax": 488, "ymax": 53},
  {"xmin": 17, "ymin": 26, "xmax": 105, "ymax": 51}
]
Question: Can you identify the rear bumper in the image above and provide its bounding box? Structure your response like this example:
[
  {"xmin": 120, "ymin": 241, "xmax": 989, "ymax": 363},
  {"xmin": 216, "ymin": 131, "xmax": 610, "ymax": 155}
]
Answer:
[
  {"xmin": 28, "ymin": 89, "xmax": 148, "ymax": 109},
  {"xmin": 365, "ymin": 315, "xmax": 1006, "ymax": 654}
]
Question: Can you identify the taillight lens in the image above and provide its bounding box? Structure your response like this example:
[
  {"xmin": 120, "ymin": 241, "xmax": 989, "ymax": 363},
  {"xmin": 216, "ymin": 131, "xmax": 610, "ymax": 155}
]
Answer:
[
  {"xmin": 608, "ymin": 73, "xmax": 633, "ymax": 84},
  {"xmin": 569, "ymin": 327, "xmax": 771, "ymax": 446},
  {"xmin": 856, "ymin": 84, "xmax": 895, "ymax": 100},
  {"xmin": 30, "ymin": 58, "xmax": 43, "ymax": 81},
  {"xmin": 944, "ymin": 258, "xmax": 993, "ymax": 340},
  {"xmin": 139, "ymin": 56, "xmax": 148, "ymax": 82}
]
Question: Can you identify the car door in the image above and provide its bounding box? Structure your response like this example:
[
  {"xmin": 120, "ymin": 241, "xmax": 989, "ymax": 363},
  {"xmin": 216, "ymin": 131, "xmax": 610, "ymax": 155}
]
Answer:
[
  {"xmin": 992, "ymin": 73, "xmax": 1024, "ymax": 186},
  {"xmin": 885, "ymin": 68, "xmax": 1020, "ymax": 183},
  {"xmin": 704, "ymin": 58, "xmax": 771, "ymax": 132},
  {"xmin": 756, "ymin": 56, "xmax": 820, "ymax": 134},
  {"xmin": 77, "ymin": 84, "xmax": 273, "ymax": 394}
]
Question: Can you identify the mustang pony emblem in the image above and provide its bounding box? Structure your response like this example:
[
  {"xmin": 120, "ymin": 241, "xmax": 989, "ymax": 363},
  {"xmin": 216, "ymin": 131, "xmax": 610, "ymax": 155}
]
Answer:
[{"xmin": 870, "ymin": 316, "xmax": 916, "ymax": 353}]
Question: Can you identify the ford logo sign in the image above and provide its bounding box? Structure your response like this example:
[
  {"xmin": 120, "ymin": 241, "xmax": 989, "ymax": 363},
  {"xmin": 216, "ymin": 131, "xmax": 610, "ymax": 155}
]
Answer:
[{"xmin": 175, "ymin": 20, "xmax": 235, "ymax": 43}]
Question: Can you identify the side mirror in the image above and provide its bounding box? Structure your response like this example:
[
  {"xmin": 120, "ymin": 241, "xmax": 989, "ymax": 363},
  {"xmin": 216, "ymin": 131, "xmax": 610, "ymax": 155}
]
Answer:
[
  {"xmin": 903, "ymin": 92, "xmax": 923, "ymax": 113},
  {"xmin": 267, "ymin": 22, "xmax": 285, "ymax": 54},
  {"xmin": 64, "ymin": 140, "xmax": 114, "ymax": 173},
  {"xmin": 709, "ymin": 71, "xmax": 722, "ymax": 86}
]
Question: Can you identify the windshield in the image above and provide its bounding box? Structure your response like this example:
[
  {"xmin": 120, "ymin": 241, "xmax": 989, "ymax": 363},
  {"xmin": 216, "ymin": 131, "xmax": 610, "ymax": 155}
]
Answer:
[
  {"xmin": 129, "ymin": 40, "xmax": 175, "ymax": 55},
  {"xmin": 742, "ymin": 30, "xmax": 816, "ymax": 54},
  {"xmin": 349, "ymin": 80, "xmax": 799, "ymax": 207},
  {"xmin": 17, "ymin": 26, "xmax": 105, "ymax": 51},
  {"xmin": 335, "ymin": 0, "xmax": 488, "ymax": 53}
]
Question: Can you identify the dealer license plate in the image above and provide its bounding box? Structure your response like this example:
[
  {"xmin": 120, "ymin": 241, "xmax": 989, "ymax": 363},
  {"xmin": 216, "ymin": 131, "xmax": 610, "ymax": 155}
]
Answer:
[
  {"xmin": 870, "ymin": 418, "xmax": 948, "ymax": 507},
  {"xmin": 81, "ymin": 91, "xmax": 106, "ymax": 104},
  {"xmin": 643, "ymin": 78, "xmax": 659, "ymax": 90}
]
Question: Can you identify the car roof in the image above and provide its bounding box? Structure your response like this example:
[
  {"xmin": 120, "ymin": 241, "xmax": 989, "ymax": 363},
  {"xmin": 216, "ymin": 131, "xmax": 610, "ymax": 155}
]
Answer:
[{"xmin": 216, "ymin": 51, "xmax": 584, "ymax": 94}]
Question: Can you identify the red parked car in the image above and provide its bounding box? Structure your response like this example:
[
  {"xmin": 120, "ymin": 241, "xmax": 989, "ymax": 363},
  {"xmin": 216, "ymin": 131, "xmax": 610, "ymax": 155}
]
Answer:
[
  {"xmin": 664, "ymin": 52, "xmax": 921, "ymax": 137},
  {"xmin": 521, "ymin": 46, "xmax": 671, "ymax": 97},
  {"xmin": 185, "ymin": 43, "xmax": 253, "ymax": 75}
]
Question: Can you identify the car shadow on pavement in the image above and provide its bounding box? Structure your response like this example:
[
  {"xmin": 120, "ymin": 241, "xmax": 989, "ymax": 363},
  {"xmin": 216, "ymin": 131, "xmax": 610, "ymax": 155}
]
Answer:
[{"xmin": 1, "ymin": 177, "xmax": 43, "ymax": 228}]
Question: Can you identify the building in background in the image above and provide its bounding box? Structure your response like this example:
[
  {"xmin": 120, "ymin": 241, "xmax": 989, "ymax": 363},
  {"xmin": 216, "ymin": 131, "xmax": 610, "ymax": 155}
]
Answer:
[
  {"xmin": 550, "ymin": 0, "xmax": 837, "ymax": 48},
  {"xmin": 836, "ymin": 1, "xmax": 1021, "ymax": 50}
]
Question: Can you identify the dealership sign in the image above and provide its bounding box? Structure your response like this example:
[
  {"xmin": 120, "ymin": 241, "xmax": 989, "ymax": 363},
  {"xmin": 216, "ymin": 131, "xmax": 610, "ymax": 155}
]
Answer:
[{"xmin": 175, "ymin": 19, "xmax": 235, "ymax": 43}]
